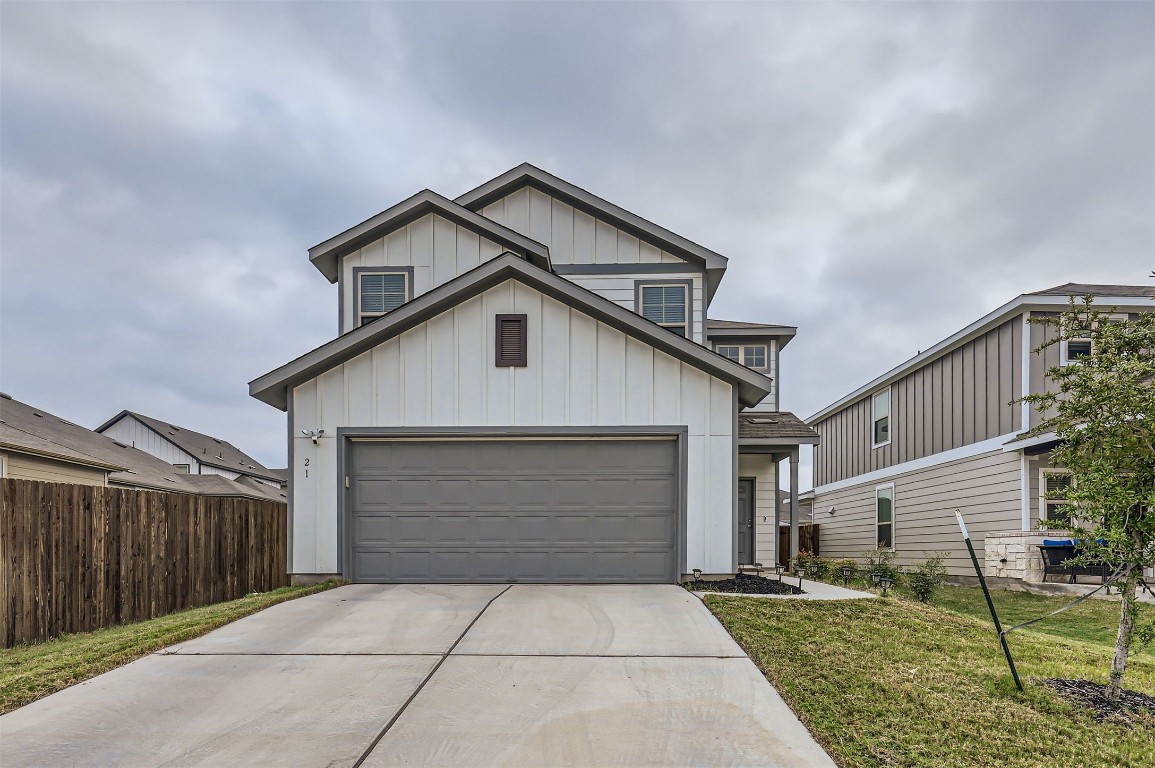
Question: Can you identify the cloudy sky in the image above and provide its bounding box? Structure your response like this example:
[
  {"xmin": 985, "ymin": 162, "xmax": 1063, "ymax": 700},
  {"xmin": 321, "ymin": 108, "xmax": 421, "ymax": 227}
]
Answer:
[{"xmin": 2, "ymin": 1, "xmax": 1152, "ymax": 487}]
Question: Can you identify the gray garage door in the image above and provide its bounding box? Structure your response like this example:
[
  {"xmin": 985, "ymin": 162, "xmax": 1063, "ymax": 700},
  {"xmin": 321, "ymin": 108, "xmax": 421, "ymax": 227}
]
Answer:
[{"xmin": 347, "ymin": 438, "xmax": 679, "ymax": 583}]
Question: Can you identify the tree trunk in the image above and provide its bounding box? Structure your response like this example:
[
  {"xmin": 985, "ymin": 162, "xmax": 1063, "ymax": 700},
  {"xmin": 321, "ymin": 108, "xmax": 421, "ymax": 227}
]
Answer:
[{"xmin": 1107, "ymin": 570, "xmax": 1137, "ymax": 701}]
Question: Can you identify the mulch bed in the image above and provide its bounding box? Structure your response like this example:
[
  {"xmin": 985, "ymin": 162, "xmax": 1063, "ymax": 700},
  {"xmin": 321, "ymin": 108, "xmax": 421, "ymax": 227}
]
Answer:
[
  {"xmin": 1040, "ymin": 678, "xmax": 1155, "ymax": 726},
  {"xmin": 684, "ymin": 572, "xmax": 804, "ymax": 595}
]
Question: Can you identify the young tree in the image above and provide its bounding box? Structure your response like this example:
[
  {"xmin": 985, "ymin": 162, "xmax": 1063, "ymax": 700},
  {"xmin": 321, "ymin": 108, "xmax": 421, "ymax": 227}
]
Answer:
[{"xmin": 1020, "ymin": 295, "xmax": 1155, "ymax": 700}]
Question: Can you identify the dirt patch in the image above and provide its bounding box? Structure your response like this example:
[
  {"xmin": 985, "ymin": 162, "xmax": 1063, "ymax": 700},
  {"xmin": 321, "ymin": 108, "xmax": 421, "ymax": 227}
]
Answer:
[
  {"xmin": 685, "ymin": 573, "xmax": 804, "ymax": 595},
  {"xmin": 1040, "ymin": 678, "xmax": 1155, "ymax": 726}
]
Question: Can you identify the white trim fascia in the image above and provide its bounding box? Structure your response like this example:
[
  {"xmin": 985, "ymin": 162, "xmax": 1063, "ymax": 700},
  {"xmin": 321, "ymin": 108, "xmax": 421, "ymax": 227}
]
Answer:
[
  {"xmin": 806, "ymin": 294, "xmax": 1151, "ymax": 425},
  {"xmin": 1001, "ymin": 431, "xmax": 1057, "ymax": 452},
  {"xmin": 1020, "ymin": 311, "xmax": 1031, "ymax": 430},
  {"xmin": 812, "ymin": 432, "xmax": 1018, "ymax": 495}
]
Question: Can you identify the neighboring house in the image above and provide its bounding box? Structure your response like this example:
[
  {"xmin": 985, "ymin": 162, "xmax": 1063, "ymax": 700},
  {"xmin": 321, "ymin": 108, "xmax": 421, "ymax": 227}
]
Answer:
[
  {"xmin": 250, "ymin": 163, "xmax": 818, "ymax": 585},
  {"xmin": 96, "ymin": 411, "xmax": 283, "ymax": 488},
  {"xmin": 0, "ymin": 394, "xmax": 284, "ymax": 502},
  {"xmin": 806, "ymin": 284, "xmax": 1154, "ymax": 578}
]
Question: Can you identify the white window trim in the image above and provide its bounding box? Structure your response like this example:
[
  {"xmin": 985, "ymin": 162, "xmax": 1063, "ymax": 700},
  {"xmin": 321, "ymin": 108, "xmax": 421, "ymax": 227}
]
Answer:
[
  {"xmin": 714, "ymin": 344, "xmax": 768, "ymax": 370},
  {"xmin": 1060, "ymin": 313, "xmax": 1127, "ymax": 365},
  {"xmin": 637, "ymin": 282, "xmax": 689, "ymax": 336},
  {"xmin": 1039, "ymin": 467, "xmax": 1072, "ymax": 525},
  {"xmin": 871, "ymin": 386, "xmax": 892, "ymax": 449},
  {"xmin": 875, "ymin": 482, "xmax": 896, "ymax": 550},
  {"xmin": 358, "ymin": 270, "xmax": 412, "ymax": 326}
]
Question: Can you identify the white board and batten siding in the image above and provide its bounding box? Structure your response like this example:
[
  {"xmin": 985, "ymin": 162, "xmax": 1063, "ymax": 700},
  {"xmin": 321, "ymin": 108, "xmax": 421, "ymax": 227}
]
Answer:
[
  {"xmin": 480, "ymin": 187, "xmax": 707, "ymax": 343},
  {"xmin": 814, "ymin": 448, "xmax": 1025, "ymax": 577},
  {"xmin": 339, "ymin": 212, "xmax": 509, "ymax": 333},
  {"xmin": 100, "ymin": 416, "xmax": 199, "ymax": 470},
  {"xmin": 292, "ymin": 278, "xmax": 736, "ymax": 576}
]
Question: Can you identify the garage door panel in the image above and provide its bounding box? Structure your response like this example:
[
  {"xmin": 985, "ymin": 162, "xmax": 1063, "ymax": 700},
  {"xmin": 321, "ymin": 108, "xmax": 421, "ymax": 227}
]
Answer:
[{"xmin": 348, "ymin": 439, "xmax": 678, "ymax": 583}]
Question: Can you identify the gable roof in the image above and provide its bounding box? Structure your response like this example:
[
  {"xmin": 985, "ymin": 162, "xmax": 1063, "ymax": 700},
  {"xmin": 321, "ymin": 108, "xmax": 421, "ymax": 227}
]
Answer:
[
  {"xmin": 251, "ymin": 252, "xmax": 773, "ymax": 410},
  {"xmin": 1, "ymin": 395, "xmax": 199, "ymax": 492},
  {"xmin": 706, "ymin": 318, "xmax": 798, "ymax": 348},
  {"xmin": 456, "ymin": 164, "xmax": 729, "ymax": 301},
  {"xmin": 1028, "ymin": 283, "xmax": 1155, "ymax": 298},
  {"xmin": 308, "ymin": 189, "xmax": 552, "ymax": 283},
  {"xmin": 807, "ymin": 283, "xmax": 1154, "ymax": 425},
  {"xmin": 95, "ymin": 411, "xmax": 282, "ymax": 483}
]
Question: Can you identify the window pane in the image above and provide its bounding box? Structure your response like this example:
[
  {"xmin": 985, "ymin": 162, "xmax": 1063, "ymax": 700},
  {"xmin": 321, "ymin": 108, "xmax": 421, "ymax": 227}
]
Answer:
[
  {"xmin": 717, "ymin": 346, "xmax": 740, "ymax": 361},
  {"xmin": 876, "ymin": 487, "xmax": 893, "ymax": 523},
  {"xmin": 743, "ymin": 346, "xmax": 766, "ymax": 368},
  {"xmin": 874, "ymin": 416, "xmax": 889, "ymax": 445},
  {"xmin": 640, "ymin": 285, "xmax": 687, "ymax": 325},
  {"xmin": 1066, "ymin": 340, "xmax": 1092, "ymax": 359},
  {"xmin": 361, "ymin": 273, "xmax": 408, "ymax": 314},
  {"xmin": 877, "ymin": 524, "xmax": 893, "ymax": 549}
]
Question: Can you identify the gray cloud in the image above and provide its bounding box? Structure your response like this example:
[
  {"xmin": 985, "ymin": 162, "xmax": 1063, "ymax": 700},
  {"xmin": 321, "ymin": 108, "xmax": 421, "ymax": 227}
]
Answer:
[{"xmin": 2, "ymin": 1, "xmax": 1152, "ymax": 488}]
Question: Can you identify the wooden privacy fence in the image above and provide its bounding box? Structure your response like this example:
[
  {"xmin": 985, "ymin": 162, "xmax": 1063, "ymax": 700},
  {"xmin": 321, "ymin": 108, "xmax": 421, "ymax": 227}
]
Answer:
[
  {"xmin": 778, "ymin": 523, "xmax": 820, "ymax": 566},
  {"xmin": 1, "ymin": 478, "xmax": 289, "ymax": 647}
]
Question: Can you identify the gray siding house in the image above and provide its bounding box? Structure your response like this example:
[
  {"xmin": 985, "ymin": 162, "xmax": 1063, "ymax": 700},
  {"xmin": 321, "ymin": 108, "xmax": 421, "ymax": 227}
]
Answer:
[
  {"xmin": 807, "ymin": 284, "xmax": 1153, "ymax": 578},
  {"xmin": 251, "ymin": 164, "xmax": 818, "ymax": 585}
]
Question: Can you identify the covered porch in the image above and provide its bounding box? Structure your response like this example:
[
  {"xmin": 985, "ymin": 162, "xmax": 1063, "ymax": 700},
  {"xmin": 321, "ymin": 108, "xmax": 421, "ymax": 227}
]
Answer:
[{"xmin": 737, "ymin": 411, "xmax": 821, "ymax": 570}]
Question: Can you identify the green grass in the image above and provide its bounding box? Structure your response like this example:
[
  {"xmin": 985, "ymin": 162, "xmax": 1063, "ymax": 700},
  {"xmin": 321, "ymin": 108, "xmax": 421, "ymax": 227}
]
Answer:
[
  {"xmin": 0, "ymin": 581, "xmax": 342, "ymax": 714},
  {"xmin": 706, "ymin": 594, "xmax": 1155, "ymax": 768},
  {"xmin": 925, "ymin": 584, "xmax": 1154, "ymax": 651}
]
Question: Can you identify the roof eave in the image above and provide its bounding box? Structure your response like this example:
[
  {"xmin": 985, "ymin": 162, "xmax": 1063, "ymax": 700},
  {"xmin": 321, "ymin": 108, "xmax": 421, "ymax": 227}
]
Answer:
[
  {"xmin": 307, "ymin": 190, "xmax": 552, "ymax": 283},
  {"xmin": 251, "ymin": 253, "xmax": 771, "ymax": 410},
  {"xmin": 805, "ymin": 292, "xmax": 1155, "ymax": 425}
]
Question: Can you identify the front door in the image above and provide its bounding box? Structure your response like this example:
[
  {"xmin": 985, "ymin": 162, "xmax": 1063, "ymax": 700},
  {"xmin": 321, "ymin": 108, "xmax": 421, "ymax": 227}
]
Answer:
[{"xmin": 737, "ymin": 478, "xmax": 756, "ymax": 566}]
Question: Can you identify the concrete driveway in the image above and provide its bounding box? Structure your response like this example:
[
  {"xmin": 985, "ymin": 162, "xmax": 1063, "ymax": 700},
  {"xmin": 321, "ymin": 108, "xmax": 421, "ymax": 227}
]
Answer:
[{"xmin": 1, "ymin": 584, "xmax": 835, "ymax": 767}]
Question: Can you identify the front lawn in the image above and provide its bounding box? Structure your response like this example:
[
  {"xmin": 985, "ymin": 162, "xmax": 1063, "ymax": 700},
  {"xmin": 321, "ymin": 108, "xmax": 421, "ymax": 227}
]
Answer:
[
  {"xmin": 706, "ymin": 594, "xmax": 1154, "ymax": 768},
  {"xmin": 0, "ymin": 581, "xmax": 341, "ymax": 714}
]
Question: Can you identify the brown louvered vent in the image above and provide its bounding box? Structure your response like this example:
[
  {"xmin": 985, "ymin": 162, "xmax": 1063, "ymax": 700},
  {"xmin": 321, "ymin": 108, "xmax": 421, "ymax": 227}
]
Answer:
[{"xmin": 495, "ymin": 314, "xmax": 528, "ymax": 367}]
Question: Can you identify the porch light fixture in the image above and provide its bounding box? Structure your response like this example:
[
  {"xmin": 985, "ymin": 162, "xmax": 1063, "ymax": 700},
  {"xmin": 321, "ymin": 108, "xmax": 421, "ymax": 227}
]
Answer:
[
  {"xmin": 878, "ymin": 576, "xmax": 893, "ymax": 597},
  {"xmin": 840, "ymin": 566, "xmax": 852, "ymax": 586},
  {"xmin": 692, "ymin": 569, "xmax": 702, "ymax": 582}
]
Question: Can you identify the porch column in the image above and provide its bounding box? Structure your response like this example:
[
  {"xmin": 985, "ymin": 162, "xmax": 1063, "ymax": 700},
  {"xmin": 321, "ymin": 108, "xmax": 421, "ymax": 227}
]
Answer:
[{"xmin": 789, "ymin": 449, "xmax": 800, "ymax": 567}]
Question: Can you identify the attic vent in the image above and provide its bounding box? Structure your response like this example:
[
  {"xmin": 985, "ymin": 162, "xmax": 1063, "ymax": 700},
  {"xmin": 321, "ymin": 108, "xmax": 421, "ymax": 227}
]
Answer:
[{"xmin": 495, "ymin": 314, "xmax": 528, "ymax": 367}]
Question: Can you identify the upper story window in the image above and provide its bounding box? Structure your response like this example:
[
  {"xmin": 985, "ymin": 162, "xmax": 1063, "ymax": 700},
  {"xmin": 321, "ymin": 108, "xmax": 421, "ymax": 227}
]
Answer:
[
  {"xmin": 717, "ymin": 345, "xmax": 767, "ymax": 370},
  {"xmin": 1061, "ymin": 314, "xmax": 1126, "ymax": 364},
  {"xmin": 358, "ymin": 270, "xmax": 410, "ymax": 326},
  {"xmin": 872, "ymin": 387, "xmax": 891, "ymax": 448},
  {"xmin": 637, "ymin": 283, "xmax": 688, "ymax": 337}
]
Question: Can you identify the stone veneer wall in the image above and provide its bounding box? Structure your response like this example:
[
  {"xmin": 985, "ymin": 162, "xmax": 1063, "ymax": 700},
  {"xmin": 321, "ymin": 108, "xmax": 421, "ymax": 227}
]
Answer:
[{"xmin": 984, "ymin": 530, "xmax": 1072, "ymax": 583}]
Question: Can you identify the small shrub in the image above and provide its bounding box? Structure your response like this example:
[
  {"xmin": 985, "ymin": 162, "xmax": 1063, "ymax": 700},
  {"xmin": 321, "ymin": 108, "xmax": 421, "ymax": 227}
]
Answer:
[
  {"xmin": 862, "ymin": 546, "xmax": 901, "ymax": 585},
  {"xmin": 908, "ymin": 553, "xmax": 949, "ymax": 602}
]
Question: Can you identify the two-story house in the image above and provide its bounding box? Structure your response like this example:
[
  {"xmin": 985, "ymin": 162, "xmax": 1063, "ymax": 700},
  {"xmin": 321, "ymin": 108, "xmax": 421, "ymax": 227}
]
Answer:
[
  {"xmin": 806, "ymin": 283, "xmax": 1153, "ymax": 578},
  {"xmin": 250, "ymin": 164, "xmax": 818, "ymax": 584}
]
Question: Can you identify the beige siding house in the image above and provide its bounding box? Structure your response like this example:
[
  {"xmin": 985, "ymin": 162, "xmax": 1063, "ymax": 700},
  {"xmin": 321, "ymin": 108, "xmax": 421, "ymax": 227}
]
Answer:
[
  {"xmin": 807, "ymin": 284, "xmax": 1154, "ymax": 578},
  {"xmin": 251, "ymin": 164, "xmax": 818, "ymax": 585}
]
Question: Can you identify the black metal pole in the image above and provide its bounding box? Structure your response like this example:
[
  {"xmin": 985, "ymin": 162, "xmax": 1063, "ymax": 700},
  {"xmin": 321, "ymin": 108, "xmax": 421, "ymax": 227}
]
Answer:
[{"xmin": 955, "ymin": 510, "xmax": 1023, "ymax": 692}]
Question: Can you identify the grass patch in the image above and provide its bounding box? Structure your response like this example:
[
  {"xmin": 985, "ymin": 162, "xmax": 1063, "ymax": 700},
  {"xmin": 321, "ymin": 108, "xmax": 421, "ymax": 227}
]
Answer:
[
  {"xmin": 706, "ymin": 594, "xmax": 1155, "ymax": 768},
  {"xmin": 926, "ymin": 584, "xmax": 1154, "ymax": 652},
  {"xmin": 0, "ymin": 581, "xmax": 342, "ymax": 714}
]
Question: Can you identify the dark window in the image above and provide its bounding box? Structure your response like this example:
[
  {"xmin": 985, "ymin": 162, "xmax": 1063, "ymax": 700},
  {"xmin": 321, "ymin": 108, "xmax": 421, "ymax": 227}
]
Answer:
[{"xmin": 495, "ymin": 314, "xmax": 528, "ymax": 367}]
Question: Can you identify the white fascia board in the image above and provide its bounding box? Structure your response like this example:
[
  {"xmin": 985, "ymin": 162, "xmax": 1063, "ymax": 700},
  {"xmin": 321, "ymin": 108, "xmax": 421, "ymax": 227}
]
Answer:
[
  {"xmin": 805, "ymin": 293, "xmax": 1152, "ymax": 425},
  {"xmin": 811, "ymin": 432, "xmax": 1018, "ymax": 495}
]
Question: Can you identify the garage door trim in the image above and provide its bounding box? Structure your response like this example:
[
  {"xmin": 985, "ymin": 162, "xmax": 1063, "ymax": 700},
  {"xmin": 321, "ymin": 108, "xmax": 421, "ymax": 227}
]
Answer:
[{"xmin": 336, "ymin": 426, "xmax": 689, "ymax": 582}]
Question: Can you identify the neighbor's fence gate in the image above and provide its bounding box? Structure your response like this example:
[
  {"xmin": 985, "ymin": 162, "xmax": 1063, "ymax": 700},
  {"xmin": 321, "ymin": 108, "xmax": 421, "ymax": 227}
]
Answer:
[{"xmin": 0, "ymin": 478, "xmax": 289, "ymax": 647}]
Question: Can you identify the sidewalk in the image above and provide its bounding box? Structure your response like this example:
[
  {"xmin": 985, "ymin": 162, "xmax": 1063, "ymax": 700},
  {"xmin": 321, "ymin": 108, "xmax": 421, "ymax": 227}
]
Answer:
[{"xmin": 693, "ymin": 578, "xmax": 876, "ymax": 601}]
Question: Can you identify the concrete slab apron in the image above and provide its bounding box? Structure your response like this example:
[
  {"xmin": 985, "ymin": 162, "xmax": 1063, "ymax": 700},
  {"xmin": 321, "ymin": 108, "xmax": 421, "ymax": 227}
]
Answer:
[
  {"xmin": 364, "ymin": 585, "xmax": 836, "ymax": 768},
  {"xmin": 0, "ymin": 584, "xmax": 504, "ymax": 768}
]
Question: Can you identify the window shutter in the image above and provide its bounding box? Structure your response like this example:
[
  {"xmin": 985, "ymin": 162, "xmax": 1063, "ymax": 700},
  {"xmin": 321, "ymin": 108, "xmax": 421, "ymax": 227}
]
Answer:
[{"xmin": 495, "ymin": 314, "xmax": 528, "ymax": 367}]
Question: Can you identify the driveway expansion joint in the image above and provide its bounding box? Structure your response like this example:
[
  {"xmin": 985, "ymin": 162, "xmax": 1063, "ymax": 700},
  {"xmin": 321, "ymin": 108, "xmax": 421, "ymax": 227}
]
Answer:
[{"xmin": 351, "ymin": 584, "xmax": 513, "ymax": 768}]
